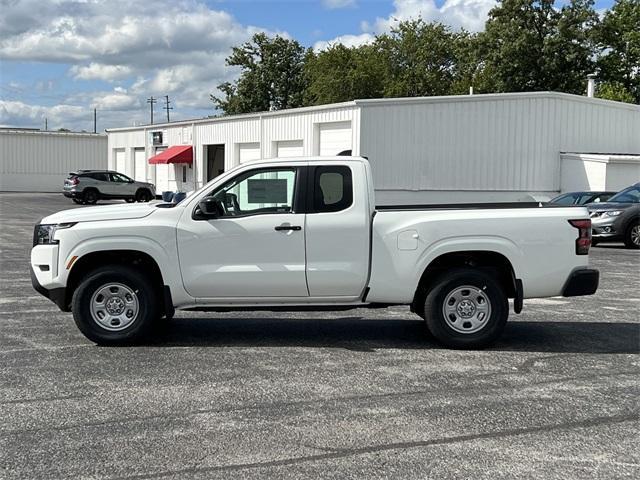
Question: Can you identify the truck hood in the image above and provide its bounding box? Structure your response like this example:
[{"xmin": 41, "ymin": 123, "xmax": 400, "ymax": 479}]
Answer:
[{"xmin": 40, "ymin": 202, "xmax": 157, "ymax": 224}]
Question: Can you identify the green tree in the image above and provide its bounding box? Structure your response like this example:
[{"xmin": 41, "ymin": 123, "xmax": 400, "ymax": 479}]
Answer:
[
  {"xmin": 376, "ymin": 20, "xmax": 460, "ymax": 97},
  {"xmin": 304, "ymin": 44, "xmax": 386, "ymax": 105},
  {"xmin": 449, "ymin": 32, "xmax": 498, "ymax": 95},
  {"xmin": 212, "ymin": 33, "xmax": 309, "ymax": 114},
  {"xmin": 596, "ymin": 81, "xmax": 636, "ymax": 103},
  {"xmin": 594, "ymin": 0, "xmax": 640, "ymax": 103},
  {"xmin": 481, "ymin": 0, "xmax": 598, "ymax": 94}
]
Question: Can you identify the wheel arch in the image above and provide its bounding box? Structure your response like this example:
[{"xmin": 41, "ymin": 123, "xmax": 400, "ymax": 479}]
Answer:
[
  {"xmin": 65, "ymin": 249, "xmax": 168, "ymax": 313},
  {"xmin": 411, "ymin": 250, "xmax": 518, "ymax": 316}
]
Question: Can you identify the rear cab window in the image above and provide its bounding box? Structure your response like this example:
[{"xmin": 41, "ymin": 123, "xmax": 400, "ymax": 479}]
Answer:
[{"xmin": 312, "ymin": 166, "xmax": 353, "ymax": 213}]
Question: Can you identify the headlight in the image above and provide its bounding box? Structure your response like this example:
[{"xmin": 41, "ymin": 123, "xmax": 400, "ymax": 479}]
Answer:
[
  {"xmin": 603, "ymin": 210, "xmax": 622, "ymax": 217},
  {"xmin": 33, "ymin": 223, "xmax": 77, "ymax": 246}
]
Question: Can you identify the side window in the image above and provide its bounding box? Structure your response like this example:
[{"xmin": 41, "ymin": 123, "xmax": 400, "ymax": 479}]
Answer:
[
  {"xmin": 211, "ymin": 168, "xmax": 296, "ymax": 217},
  {"xmin": 313, "ymin": 166, "xmax": 353, "ymax": 213},
  {"xmin": 91, "ymin": 172, "xmax": 109, "ymax": 182},
  {"xmin": 578, "ymin": 194, "xmax": 595, "ymax": 205},
  {"xmin": 110, "ymin": 173, "xmax": 129, "ymax": 183}
]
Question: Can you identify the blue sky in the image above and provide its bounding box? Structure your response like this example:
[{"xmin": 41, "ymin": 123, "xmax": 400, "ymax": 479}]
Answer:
[{"xmin": 0, "ymin": 0, "xmax": 615, "ymax": 131}]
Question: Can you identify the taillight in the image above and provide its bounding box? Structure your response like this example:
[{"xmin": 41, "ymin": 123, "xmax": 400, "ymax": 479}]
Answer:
[
  {"xmin": 70, "ymin": 176, "xmax": 79, "ymax": 185},
  {"xmin": 569, "ymin": 219, "xmax": 591, "ymax": 255}
]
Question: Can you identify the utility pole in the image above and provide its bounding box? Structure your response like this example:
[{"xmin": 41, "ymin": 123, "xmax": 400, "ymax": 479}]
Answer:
[
  {"xmin": 93, "ymin": 108, "xmax": 97, "ymax": 133},
  {"xmin": 146, "ymin": 96, "xmax": 157, "ymax": 124},
  {"xmin": 164, "ymin": 95, "xmax": 173, "ymax": 123},
  {"xmin": 44, "ymin": 118, "xmax": 48, "ymax": 131}
]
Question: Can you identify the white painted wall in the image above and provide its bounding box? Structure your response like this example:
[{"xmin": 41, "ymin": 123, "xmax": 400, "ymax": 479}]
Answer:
[
  {"xmin": 359, "ymin": 92, "xmax": 640, "ymax": 202},
  {"xmin": 606, "ymin": 162, "xmax": 640, "ymax": 190},
  {"xmin": 561, "ymin": 153, "xmax": 640, "ymax": 193},
  {"xmin": 108, "ymin": 102, "xmax": 359, "ymax": 190},
  {"xmin": 106, "ymin": 92, "xmax": 639, "ymax": 202},
  {"xmin": 1, "ymin": 130, "xmax": 107, "ymax": 192}
]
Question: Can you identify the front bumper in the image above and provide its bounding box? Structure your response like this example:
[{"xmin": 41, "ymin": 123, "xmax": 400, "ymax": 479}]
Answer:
[
  {"xmin": 562, "ymin": 268, "xmax": 599, "ymax": 297},
  {"xmin": 591, "ymin": 216, "xmax": 623, "ymax": 241},
  {"xmin": 30, "ymin": 265, "xmax": 68, "ymax": 311}
]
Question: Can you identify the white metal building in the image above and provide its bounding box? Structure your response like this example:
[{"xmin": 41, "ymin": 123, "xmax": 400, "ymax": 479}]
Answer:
[
  {"xmin": 0, "ymin": 129, "xmax": 108, "ymax": 192},
  {"xmin": 106, "ymin": 92, "xmax": 640, "ymax": 203}
]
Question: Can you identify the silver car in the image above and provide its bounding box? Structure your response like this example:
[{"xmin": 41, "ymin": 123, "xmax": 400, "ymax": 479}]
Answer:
[{"xmin": 63, "ymin": 170, "xmax": 155, "ymax": 204}]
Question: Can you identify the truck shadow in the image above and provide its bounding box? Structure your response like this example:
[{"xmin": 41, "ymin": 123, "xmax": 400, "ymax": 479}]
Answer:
[{"xmin": 147, "ymin": 317, "xmax": 639, "ymax": 354}]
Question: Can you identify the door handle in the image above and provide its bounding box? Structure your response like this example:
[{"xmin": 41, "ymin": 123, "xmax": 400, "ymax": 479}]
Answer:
[{"xmin": 274, "ymin": 225, "xmax": 302, "ymax": 231}]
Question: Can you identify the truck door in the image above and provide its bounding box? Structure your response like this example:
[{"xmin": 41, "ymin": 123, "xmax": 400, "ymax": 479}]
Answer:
[
  {"xmin": 177, "ymin": 166, "xmax": 308, "ymax": 298},
  {"xmin": 305, "ymin": 164, "xmax": 370, "ymax": 297}
]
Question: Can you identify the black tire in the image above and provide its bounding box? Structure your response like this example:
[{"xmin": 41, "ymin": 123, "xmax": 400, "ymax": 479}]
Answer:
[
  {"xmin": 125, "ymin": 198, "xmax": 136, "ymax": 203},
  {"xmin": 83, "ymin": 189, "xmax": 98, "ymax": 204},
  {"xmin": 71, "ymin": 265, "xmax": 159, "ymax": 345},
  {"xmin": 623, "ymin": 221, "xmax": 640, "ymax": 249},
  {"xmin": 423, "ymin": 268, "xmax": 508, "ymax": 349},
  {"xmin": 136, "ymin": 189, "xmax": 152, "ymax": 202}
]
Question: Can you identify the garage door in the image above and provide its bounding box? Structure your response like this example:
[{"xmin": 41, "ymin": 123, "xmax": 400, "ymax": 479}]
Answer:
[
  {"xmin": 318, "ymin": 122, "xmax": 352, "ymax": 156},
  {"xmin": 133, "ymin": 148, "xmax": 146, "ymax": 181},
  {"xmin": 114, "ymin": 149, "xmax": 126, "ymax": 173},
  {"xmin": 276, "ymin": 140, "xmax": 303, "ymax": 158},
  {"xmin": 238, "ymin": 142, "xmax": 261, "ymax": 163}
]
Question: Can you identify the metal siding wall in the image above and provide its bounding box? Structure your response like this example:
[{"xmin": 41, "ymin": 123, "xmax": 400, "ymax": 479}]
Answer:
[
  {"xmin": 360, "ymin": 94, "xmax": 640, "ymax": 195},
  {"xmin": 1, "ymin": 132, "xmax": 108, "ymax": 192}
]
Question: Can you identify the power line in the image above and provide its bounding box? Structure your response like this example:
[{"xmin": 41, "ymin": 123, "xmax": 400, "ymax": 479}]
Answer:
[
  {"xmin": 146, "ymin": 96, "xmax": 157, "ymax": 125},
  {"xmin": 164, "ymin": 95, "xmax": 173, "ymax": 123}
]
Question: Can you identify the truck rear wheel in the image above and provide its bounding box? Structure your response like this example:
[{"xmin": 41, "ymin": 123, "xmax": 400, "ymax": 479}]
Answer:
[
  {"xmin": 71, "ymin": 266, "xmax": 159, "ymax": 345},
  {"xmin": 423, "ymin": 268, "xmax": 508, "ymax": 349}
]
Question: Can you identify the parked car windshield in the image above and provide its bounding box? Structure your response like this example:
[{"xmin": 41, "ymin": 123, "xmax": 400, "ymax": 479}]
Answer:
[
  {"xmin": 608, "ymin": 185, "xmax": 640, "ymax": 203},
  {"xmin": 549, "ymin": 193, "xmax": 578, "ymax": 205}
]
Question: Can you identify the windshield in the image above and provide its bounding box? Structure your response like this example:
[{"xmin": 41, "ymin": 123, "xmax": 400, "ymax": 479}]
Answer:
[
  {"xmin": 608, "ymin": 185, "xmax": 640, "ymax": 203},
  {"xmin": 550, "ymin": 193, "xmax": 578, "ymax": 205}
]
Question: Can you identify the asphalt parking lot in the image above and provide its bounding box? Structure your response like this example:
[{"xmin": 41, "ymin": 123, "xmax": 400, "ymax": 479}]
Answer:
[{"xmin": 0, "ymin": 192, "xmax": 638, "ymax": 479}]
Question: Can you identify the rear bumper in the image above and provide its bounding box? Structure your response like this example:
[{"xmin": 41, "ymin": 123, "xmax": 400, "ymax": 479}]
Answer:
[
  {"xmin": 562, "ymin": 268, "xmax": 599, "ymax": 297},
  {"xmin": 63, "ymin": 191, "xmax": 79, "ymax": 198},
  {"xmin": 30, "ymin": 265, "xmax": 68, "ymax": 311}
]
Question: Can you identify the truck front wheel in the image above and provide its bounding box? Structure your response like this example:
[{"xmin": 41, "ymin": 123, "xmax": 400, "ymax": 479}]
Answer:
[
  {"xmin": 423, "ymin": 268, "xmax": 508, "ymax": 349},
  {"xmin": 72, "ymin": 266, "xmax": 159, "ymax": 345}
]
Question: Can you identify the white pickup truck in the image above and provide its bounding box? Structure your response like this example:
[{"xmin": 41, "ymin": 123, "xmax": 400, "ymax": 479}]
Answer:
[{"xmin": 31, "ymin": 156, "xmax": 598, "ymax": 348}]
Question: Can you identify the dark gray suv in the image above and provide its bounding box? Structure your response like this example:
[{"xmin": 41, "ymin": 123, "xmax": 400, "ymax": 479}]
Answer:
[
  {"xmin": 63, "ymin": 170, "xmax": 156, "ymax": 204},
  {"xmin": 589, "ymin": 183, "xmax": 640, "ymax": 249}
]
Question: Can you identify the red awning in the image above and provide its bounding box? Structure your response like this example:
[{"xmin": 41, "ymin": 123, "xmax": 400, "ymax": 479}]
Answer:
[{"xmin": 148, "ymin": 145, "xmax": 193, "ymax": 164}]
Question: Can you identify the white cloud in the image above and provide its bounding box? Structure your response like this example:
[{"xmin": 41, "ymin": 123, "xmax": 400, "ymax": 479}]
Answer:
[
  {"xmin": 70, "ymin": 63, "xmax": 133, "ymax": 81},
  {"xmin": 318, "ymin": 0, "xmax": 496, "ymax": 48},
  {"xmin": 322, "ymin": 0, "xmax": 357, "ymax": 9},
  {"xmin": 371, "ymin": 0, "xmax": 496, "ymax": 33},
  {"xmin": 0, "ymin": 99, "xmax": 87, "ymax": 129},
  {"xmin": 0, "ymin": 0, "xmax": 280, "ymax": 130},
  {"xmin": 314, "ymin": 33, "xmax": 375, "ymax": 51}
]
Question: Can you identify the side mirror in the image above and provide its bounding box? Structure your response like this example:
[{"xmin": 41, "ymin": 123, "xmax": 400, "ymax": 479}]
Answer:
[
  {"xmin": 128, "ymin": 179, "xmax": 134, "ymax": 183},
  {"xmin": 198, "ymin": 197, "xmax": 224, "ymax": 218}
]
